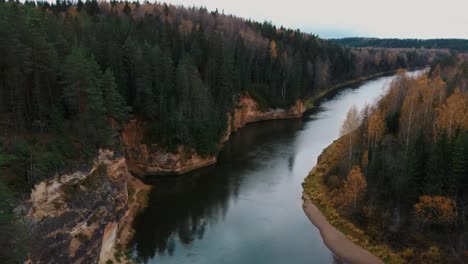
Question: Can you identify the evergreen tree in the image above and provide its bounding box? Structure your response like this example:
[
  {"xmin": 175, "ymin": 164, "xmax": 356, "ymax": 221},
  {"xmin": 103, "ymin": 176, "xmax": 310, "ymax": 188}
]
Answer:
[
  {"xmin": 0, "ymin": 1, "xmax": 440, "ymax": 176},
  {"xmin": 425, "ymin": 132, "xmax": 451, "ymax": 194},
  {"xmin": 101, "ymin": 68, "xmax": 129, "ymax": 122},
  {"xmin": 451, "ymin": 131, "xmax": 468, "ymax": 189},
  {"xmin": 123, "ymin": 2, "xmax": 131, "ymax": 15},
  {"xmin": 61, "ymin": 48, "xmax": 110, "ymax": 152},
  {"xmin": 406, "ymin": 132, "xmax": 426, "ymax": 199},
  {"xmin": 0, "ymin": 179, "xmax": 27, "ymax": 263},
  {"xmin": 77, "ymin": 0, "xmax": 83, "ymax": 12}
]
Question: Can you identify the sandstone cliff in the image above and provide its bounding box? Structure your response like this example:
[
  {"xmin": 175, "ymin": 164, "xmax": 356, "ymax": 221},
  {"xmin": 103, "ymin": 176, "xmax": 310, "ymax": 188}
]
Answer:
[
  {"xmin": 122, "ymin": 120, "xmax": 217, "ymax": 176},
  {"xmin": 25, "ymin": 150, "xmax": 149, "ymax": 264},
  {"xmin": 124, "ymin": 95, "xmax": 306, "ymax": 176}
]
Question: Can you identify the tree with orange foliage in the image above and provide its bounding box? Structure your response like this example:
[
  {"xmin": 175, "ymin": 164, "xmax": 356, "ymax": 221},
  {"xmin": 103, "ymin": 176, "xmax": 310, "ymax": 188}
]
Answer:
[
  {"xmin": 424, "ymin": 66, "xmax": 446, "ymax": 120},
  {"xmin": 414, "ymin": 195, "xmax": 457, "ymax": 225},
  {"xmin": 344, "ymin": 165, "xmax": 367, "ymax": 209},
  {"xmin": 435, "ymin": 88, "xmax": 468, "ymax": 140},
  {"xmin": 367, "ymin": 110, "xmax": 385, "ymax": 150},
  {"xmin": 269, "ymin": 40, "xmax": 278, "ymax": 59},
  {"xmin": 361, "ymin": 150, "xmax": 369, "ymax": 171},
  {"xmin": 399, "ymin": 77, "xmax": 423, "ymax": 156}
]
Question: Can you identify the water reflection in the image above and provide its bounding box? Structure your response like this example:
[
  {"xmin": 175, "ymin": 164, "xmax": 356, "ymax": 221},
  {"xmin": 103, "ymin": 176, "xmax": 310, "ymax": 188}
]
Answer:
[
  {"xmin": 131, "ymin": 71, "xmax": 424, "ymax": 264},
  {"xmin": 132, "ymin": 119, "xmax": 303, "ymax": 262}
]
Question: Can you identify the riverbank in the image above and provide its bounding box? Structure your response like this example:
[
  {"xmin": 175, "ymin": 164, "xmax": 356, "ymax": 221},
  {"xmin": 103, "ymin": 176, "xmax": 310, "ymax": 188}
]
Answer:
[
  {"xmin": 302, "ymin": 193, "xmax": 383, "ymax": 264},
  {"xmin": 302, "ymin": 137, "xmax": 402, "ymax": 263},
  {"xmin": 125, "ymin": 69, "xmax": 412, "ymax": 177},
  {"xmin": 122, "ymin": 95, "xmax": 305, "ymax": 177},
  {"xmin": 303, "ymin": 69, "xmax": 408, "ymax": 109},
  {"xmin": 130, "ymin": 69, "xmax": 430, "ymax": 263}
]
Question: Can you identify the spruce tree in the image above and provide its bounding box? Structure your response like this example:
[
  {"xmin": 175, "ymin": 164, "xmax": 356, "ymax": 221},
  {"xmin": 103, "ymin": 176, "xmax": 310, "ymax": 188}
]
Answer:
[
  {"xmin": 101, "ymin": 68, "xmax": 129, "ymax": 122},
  {"xmin": 62, "ymin": 48, "xmax": 110, "ymax": 152}
]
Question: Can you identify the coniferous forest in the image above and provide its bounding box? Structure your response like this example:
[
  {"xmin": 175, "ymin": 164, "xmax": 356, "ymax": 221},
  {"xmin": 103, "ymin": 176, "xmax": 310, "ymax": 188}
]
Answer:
[
  {"xmin": 333, "ymin": 37, "xmax": 468, "ymax": 52},
  {"xmin": 0, "ymin": 0, "xmax": 442, "ymax": 192},
  {"xmin": 0, "ymin": 1, "xmax": 457, "ymax": 263},
  {"xmin": 304, "ymin": 54, "xmax": 468, "ymax": 262}
]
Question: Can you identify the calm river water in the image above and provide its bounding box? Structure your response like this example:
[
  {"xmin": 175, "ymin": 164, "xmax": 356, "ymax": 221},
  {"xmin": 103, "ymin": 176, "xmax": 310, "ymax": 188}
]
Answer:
[{"xmin": 130, "ymin": 70, "xmax": 423, "ymax": 264}]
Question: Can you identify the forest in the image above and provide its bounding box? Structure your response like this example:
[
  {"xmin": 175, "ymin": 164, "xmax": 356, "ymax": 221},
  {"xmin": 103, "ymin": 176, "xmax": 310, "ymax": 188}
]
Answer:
[
  {"xmin": 308, "ymin": 54, "xmax": 468, "ymax": 262},
  {"xmin": 0, "ymin": 0, "xmax": 443, "ymax": 192},
  {"xmin": 333, "ymin": 37, "xmax": 468, "ymax": 52},
  {"xmin": 0, "ymin": 1, "xmax": 451, "ymax": 262}
]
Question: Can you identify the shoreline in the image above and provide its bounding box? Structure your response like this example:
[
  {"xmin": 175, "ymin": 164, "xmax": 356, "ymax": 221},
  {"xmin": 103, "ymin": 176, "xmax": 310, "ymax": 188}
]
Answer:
[
  {"xmin": 302, "ymin": 137, "xmax": 402, "ymax": 263},
  {"xmin": 302, "ymin": 194, "xmax": 383, "ymax": 264},
  {"xmin": 128, "ymin": 69, "xmax": 412, "ymax": 178},
  {"xmin": 303, "ymin": 68, "xmax": 413, "ymax": 109}
]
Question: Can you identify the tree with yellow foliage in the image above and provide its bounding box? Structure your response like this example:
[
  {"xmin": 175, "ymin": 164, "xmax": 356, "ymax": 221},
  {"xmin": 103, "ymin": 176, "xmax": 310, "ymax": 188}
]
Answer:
[
  {"xmin": 400, "ymin": 80, "xmax": 422, "ymax": 156},
  {"xmin": 344, "ymin": 165, "xmax": 367, "ymax": 209},
  {"xmin": 361, "ymin": 150, "xmax": 369, "ymax": 171},
  {"xmin": 435, "ymin": 88, "xmax": 468, "ymax": 140},
  {"xmin": 269, "ymin": 40, "xmax": 278, "ymax": 59},
  {"xmin": 414, "ymin": 195, "xmax": 457, "ymax": 225},
  {"xmin": 341, "ymin": 106, "xmax": 360, "ymax": 164},
  {"xmin": 367, "ymin": 110, "xmax": 386, "ymax": 150}
]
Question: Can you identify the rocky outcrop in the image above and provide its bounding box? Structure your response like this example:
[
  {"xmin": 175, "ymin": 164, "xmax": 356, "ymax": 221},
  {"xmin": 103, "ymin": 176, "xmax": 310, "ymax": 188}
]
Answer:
[
  {"xmin": 122, "ymin": 120, "xmax": 217, "ymax": 176},
  {"xmin": 23, "ymin": 95, "xmax": 306, "ymax": 262},
  {"xmin": 25, "ymin": 150, "xmax": 149, "ymax": 264},
  {"xmin": 232, "ymin": 95, "xmax": 306, "ymax": 130},
  {"xmin": 224, "ymin": 95, "xmax": 306, "ymax": 141},
  {"xmin": 124, "ymin": 94, "xmax": 306, "ymax": 176}
]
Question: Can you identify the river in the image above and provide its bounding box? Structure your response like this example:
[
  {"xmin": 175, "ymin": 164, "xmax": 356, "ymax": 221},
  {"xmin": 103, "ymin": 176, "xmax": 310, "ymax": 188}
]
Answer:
[{"xmin": 130, "ymin": 70, "xmax": 423, "ymax": 264}]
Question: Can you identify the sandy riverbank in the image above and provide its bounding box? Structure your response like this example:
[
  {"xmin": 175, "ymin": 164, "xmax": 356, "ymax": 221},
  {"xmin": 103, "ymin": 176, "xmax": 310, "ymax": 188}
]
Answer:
[{"xmin": 302, "ymin": 194, "xmax": 383, "ymax": 264}]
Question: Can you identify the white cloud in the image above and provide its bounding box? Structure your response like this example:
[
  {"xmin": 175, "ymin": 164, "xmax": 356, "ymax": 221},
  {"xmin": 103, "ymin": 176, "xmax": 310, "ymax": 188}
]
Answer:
[{"xmin": 159, "ymin": 0, "xmax": 468, "ymax": 38}]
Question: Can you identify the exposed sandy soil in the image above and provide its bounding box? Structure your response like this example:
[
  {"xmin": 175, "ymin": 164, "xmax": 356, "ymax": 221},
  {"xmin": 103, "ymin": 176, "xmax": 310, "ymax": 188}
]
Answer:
[
  {"xmin": 122, "ymin": 95, "xmax": 306, "ymax": 176},
  {"xmin": 302, "ymin": 194, "xmax": 383, "ymax": 264}
]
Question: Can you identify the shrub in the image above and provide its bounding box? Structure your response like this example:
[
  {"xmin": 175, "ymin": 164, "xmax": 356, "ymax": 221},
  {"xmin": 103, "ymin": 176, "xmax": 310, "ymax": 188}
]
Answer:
[
  {"xmin": 414, "ymin": 196, "xmax": 457, "ymax": 226},
  {"xmin": 420, "ymin": 246, "xmax": 441, "ymax": 263},
  {"xmin": 326, "ymin": 175, "xmax": 342, "ymax": 189}
]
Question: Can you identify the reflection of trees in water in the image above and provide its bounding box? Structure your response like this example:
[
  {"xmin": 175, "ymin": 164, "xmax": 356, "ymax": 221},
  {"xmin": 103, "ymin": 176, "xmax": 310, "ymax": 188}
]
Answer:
[
  {"xmin": 132, "ymin": 168, "xmax": 234, "ymax": 262},
  {"xmin": 131, "ymin": 118, "xmax": 302, "ymax": 262}
]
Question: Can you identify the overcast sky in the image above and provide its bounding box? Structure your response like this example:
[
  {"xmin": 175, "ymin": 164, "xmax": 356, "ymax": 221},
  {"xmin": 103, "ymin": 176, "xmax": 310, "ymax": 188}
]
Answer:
[{"xmin": 159, "ymin": 0, "xmax": 468, "ymax": 39}]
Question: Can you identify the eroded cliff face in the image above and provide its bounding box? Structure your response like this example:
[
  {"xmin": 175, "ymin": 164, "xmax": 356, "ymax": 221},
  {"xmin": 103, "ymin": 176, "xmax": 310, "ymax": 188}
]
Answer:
[
  {"xmin": 233, "ymin": 95, "xmax": 306, "ymax": 130},
  {"xmin": 223, "ymin": 95, "xmax": 306, "ymax": 141},
  {"xmin": 124, "ymin": 95, "xmax": 306, "ymax": 176},
  {"xmin": 25, "ymin": 150, "xmax": 149, "ymax": 264},
  {"xmin": 23, "ymin": 95, "xmax": 306, "ymax": 263},
  {"xmin": 122, "ymin": 120, "xmax": 217, "ymax": 176}
]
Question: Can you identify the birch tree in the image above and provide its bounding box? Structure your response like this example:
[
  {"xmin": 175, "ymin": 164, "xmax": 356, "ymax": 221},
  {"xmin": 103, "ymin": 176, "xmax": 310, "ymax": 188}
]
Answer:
[
  {"xmin": 435, "ymin": 88, "xmax": 468, "ymax": 140},
  {"xmin": 344, "ymin": 165, "xmax": 367, "ymax": 209},
  {"xmin": 341, "ymin": 105, "xmax": 361, "ymax": 163}
]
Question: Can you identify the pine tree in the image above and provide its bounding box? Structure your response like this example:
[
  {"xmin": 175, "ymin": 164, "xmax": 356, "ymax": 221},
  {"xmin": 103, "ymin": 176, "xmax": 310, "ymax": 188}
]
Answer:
[
  {"xmin": 451, "ymin": 131, "xmax": 467, "ymax": 189},
  {"xmin": 123, "ymin": 2, "xmax": 131, "ymax": 15},
  {"xmin": 101, "ymin": 68, "xmax": 129, "ymax": 122},
  {"xmin": 406, "ymin": 132, "xmax": 426, "ymax": 199},
  {"xmin": 77, "ymin": 0, "xmax": 83, "ymax": 12},
  {"xmin": 173, "ymin": 56, "xmax": 192, "ymax": 145},
  {"xmin": 425, "ymin": 132, "xmax": 451, "ymax": 194},
  {"xmin": 82, "ymin": 57, "xmax": 111, "ymax": 149},
  {"xmin": 61, "ymin": 48, "xmax": 110, "ymax": 151},
  {"xmin": 0, "ymin": 179, "xmax": 27, "ymax": 263}
]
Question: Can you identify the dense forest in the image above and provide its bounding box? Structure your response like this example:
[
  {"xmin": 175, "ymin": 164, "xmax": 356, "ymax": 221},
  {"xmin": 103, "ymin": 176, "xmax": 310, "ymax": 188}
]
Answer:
[
  {"xmin": 332, "ymin": 37, "xmax": 468, "ymax": 52},
  {"xmin": 0, "ymin": 0, "xmax": 443, "ymax": 192},
  {"xmin": 309, "ymin": 54, "xmax": 468, "ymax": 262},
  {"xmin": 0, "ymin": 2, "xmax": 450, "ymax": 262}
]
